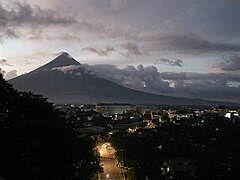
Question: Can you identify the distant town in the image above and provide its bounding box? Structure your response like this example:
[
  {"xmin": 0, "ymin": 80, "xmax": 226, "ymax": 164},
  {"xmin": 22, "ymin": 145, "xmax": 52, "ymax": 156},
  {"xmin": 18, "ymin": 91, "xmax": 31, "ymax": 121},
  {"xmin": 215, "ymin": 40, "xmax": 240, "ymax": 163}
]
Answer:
[{"xmin": 56, "ymin": 103, "xmax": 240, "ymax": 179}]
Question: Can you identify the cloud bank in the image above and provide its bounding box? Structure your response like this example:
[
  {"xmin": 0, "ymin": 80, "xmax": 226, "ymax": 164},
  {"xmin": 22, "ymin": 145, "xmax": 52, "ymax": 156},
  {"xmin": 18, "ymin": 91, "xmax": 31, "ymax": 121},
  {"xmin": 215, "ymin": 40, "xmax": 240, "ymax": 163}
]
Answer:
[{"xmin": 84, "ymin": 64, "xmax": 240, "ymax": 103}]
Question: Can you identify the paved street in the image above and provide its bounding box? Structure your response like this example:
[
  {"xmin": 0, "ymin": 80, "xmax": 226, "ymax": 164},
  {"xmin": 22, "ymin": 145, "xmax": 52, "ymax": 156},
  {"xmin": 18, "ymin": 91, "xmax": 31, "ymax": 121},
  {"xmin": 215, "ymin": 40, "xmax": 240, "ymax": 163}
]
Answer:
[{"xmin": 97, "ymin": 143, "xmax": 126, "ymax": 180}]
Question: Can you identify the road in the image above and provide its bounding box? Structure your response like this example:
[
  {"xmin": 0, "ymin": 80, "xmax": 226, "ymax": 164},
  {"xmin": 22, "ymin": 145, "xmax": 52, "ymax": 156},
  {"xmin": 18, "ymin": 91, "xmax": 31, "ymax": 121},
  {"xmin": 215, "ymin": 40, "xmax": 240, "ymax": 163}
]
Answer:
[{"xmin": 97, "ymin": 143, "xmax": 126, "ymax": 180}]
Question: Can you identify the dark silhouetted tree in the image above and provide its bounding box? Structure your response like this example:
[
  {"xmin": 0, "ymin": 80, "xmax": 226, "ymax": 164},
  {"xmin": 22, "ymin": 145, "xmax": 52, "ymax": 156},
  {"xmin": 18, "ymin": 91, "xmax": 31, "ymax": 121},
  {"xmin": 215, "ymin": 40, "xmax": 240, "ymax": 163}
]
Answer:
[{"xmin": 0, "ymin": 74, "xmax": 100, "ymax": 180}]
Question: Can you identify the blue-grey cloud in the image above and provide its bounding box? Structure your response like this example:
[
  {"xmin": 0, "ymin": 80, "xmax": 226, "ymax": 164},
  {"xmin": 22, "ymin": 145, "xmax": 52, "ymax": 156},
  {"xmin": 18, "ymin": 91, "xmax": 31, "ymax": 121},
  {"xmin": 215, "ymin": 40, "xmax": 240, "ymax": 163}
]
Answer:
[
  {"xmin": 2, "ymin": 0, "xmax": 240, "ymax": 56},
  {"xmin": 156, "ymin": 58, "xmax": 183, "ymax": 67},
  {"xmin": 121, "ymin": 42, "xmax": 142, "ymax": 58},
  {"xmin": 142, "ymin": 33, "xmax": 240, "ymax": 54},
  {"xmin": 0, "ymin": 0, "xmax": 77, "ymax": 41},
  {"xmin": 219, "ymin": 54, "xmax": 240, "ymax": 71},
  {"xmin": 0, "ymin": 1, "xmax": 103, "ymax": 41},
  {"xmin": 0, "ymin": 1, "xmax": 76, "ymax": 27},
  {"xmin": 82, "ymin": 46, "xmax": 115, "ymax": 56},
  {"xmin": 161, "ymin": 0, "xmax": 240, "ymax": 39},
  {"xmin": 110, "ymin": 0, "xmax": 128, "ymax": 12}
]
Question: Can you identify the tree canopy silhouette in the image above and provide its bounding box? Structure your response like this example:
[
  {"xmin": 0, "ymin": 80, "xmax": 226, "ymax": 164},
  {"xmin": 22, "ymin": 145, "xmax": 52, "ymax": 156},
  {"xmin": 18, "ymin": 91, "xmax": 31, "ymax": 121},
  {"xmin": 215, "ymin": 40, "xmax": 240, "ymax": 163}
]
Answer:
[{"xmin": 0, "ymin": 74, "xmax": 99, "ymax": 180}]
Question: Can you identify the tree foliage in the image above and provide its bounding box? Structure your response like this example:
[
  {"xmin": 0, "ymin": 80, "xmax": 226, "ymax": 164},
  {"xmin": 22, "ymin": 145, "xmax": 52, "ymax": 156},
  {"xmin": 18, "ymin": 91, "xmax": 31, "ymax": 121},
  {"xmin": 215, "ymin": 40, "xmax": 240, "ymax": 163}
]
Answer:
[{"xmin": 0, "ymin": 74, "xmax": 100, "ymax": 180}]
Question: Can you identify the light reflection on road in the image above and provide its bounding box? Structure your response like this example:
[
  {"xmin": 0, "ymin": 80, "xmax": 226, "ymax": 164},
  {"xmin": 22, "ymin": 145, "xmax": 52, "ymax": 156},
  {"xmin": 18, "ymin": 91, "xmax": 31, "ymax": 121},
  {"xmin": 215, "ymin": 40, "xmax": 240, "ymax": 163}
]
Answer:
[{"xmin": 97, "ymin": 143, "xmax": 126, "ymax": 180}]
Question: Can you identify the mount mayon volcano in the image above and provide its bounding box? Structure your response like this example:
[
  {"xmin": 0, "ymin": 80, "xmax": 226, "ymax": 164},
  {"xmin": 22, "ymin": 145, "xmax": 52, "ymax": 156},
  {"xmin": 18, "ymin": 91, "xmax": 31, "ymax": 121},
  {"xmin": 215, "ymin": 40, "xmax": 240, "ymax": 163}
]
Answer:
[{"xmin": 9, "ymin": 53, "xmax": 231, "ymax": 105}]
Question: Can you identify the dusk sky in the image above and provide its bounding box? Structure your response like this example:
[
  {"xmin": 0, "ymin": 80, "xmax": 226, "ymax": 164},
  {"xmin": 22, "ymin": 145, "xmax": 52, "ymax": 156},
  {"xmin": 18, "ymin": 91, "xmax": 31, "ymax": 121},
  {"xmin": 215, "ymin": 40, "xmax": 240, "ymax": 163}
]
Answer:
[{"xmin": 0, "ymin": 0, "xmax": 240, "ymax": 102}]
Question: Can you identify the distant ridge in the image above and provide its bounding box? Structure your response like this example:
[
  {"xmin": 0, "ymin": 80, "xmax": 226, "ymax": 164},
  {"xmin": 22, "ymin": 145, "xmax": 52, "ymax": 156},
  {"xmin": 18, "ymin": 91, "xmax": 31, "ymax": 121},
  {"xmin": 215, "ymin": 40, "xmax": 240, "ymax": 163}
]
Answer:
[{"xmin": 9, "ymin": 53, "xmax": 236, "ymax": 106}]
